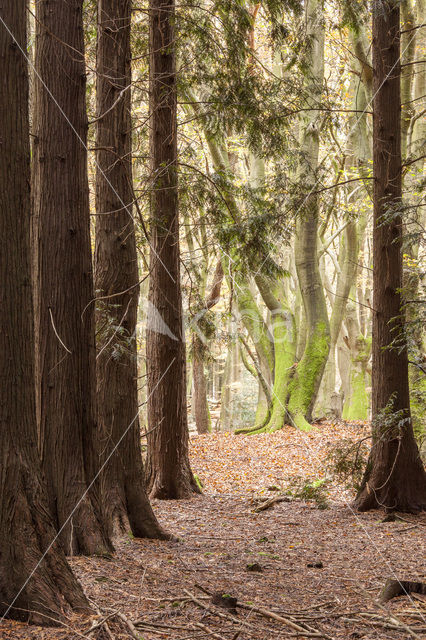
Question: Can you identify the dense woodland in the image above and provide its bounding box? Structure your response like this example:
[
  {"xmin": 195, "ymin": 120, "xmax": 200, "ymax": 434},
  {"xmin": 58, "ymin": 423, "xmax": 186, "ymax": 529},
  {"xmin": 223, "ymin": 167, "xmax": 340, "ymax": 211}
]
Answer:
[{"xmin": 0, "ymin": 0, "xmax": 425, "ymax": 638}]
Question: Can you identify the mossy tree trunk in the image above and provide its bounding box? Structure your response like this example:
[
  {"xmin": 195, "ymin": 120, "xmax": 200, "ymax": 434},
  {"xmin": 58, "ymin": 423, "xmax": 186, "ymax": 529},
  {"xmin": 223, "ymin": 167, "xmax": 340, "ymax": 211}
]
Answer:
[
  {"xmin": 341, "ymin": 303, "xmax": 371, "ymax": 421},
  {"xmin": 315, "ymin": 64, "xmax": 371, "ymax": 419},
  {"xmin": 286, "ymin": 0, "xmax": 330, "ymax": 431},
  {"xmin": 255, "ymin": 275, "xmax": 297, "ymax": 432}
]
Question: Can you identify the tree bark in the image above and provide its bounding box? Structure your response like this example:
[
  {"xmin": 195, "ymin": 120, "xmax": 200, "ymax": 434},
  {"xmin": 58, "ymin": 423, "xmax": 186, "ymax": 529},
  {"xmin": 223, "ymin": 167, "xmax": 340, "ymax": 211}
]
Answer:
[
  {"xmin": 146, "ymin": 0, "xmax": 199, "ymax": 498},
  {"xmin": 255, "ymin": 275, "xmax": 296, "ymax": 432},
  {"xmin": 354, "ymin": 0, "xmax": 426, "ymax": 512},
  {"xmin": 32, "ymin": 0, "xmax": 111, "ymax": 554},
  {"xmin": 0, "ymin": 2, "xmax": 89, "ymax": 622},
  {"xmin": 287, "ymin": 0, "xmax": 330, "ymax": 431},
  {"xmin": 94, "ymin": 0, "xmax": 168, "ymax": 538},
  {"xmin": 192, "ymin": 341, "xmax": 212, "ymax": 434},
  {"xmin": 191, "ymin": 259, "xmax": 223, "ymax": 434}
]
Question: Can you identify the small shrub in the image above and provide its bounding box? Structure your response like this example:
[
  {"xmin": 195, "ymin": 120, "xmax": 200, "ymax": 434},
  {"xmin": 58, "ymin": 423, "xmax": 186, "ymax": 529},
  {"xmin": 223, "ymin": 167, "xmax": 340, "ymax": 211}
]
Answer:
[
  {"xmin": 286, "ymin": 475, "xmax": 331, "ymax": 509},
  {"xmin": 326, "ymin": 437, "xmax": 370, "ymax": 491}
]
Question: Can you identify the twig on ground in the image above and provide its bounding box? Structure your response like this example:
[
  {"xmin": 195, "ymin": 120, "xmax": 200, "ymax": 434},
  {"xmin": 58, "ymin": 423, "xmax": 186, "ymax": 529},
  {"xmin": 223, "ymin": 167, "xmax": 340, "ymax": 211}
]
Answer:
[
  {"xmin": 253, "ymin": 494, "xmax": 293, "ymax": 513},
  {"xmin": 236, "ymin": 602, "xmax": 330, "ymax": 638},
  {"xmin": 193, "ymin": 621, "xmax": 228, "ymax": 639},
  {"xmin": 116, "ymin": 612, "xmax": 141, "ymax": 640}
]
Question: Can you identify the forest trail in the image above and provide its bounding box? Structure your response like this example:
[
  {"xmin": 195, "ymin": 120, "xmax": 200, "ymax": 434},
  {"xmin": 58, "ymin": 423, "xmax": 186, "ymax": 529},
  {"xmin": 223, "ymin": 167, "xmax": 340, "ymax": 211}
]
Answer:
[{"xmin": 3, "ymin": 423, "xmax": 425, "ymax": 640}]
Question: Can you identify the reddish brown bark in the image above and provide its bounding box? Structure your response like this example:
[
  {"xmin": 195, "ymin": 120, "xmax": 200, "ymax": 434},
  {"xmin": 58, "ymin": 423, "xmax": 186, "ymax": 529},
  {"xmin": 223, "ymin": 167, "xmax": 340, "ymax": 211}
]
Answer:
[
  {"xmin": 32, "ymin": 0, "xmax": 111, "ymax": 553},
  {"xmin": 145, "ymin": 0, "xmax": 199, "ymax": 498},
  {"xmin": 94, "ymin": 0, "xmax": 169, "ymax": 538},
  {"xmin": 354, "ymin": 0, "xmax": 426, "ymax": 512},
  {"xmin": 0, "ymin": 2, "xmax": 89, "ymax": 623}
]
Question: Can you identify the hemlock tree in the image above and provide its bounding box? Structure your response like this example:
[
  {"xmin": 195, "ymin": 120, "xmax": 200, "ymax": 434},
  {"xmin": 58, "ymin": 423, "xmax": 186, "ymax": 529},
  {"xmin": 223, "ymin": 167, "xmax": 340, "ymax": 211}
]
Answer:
[
  {"xmin": 94, "ymin": 0, "xmax": 169, "ymax": 538},
  {"xmin": 0, "ymin": 1, "xmax": 88, "ymax": 622},
  {"xmin": 354, "ymin": 0, "xmax": 426, "ymax": 512},
  {"xmin": 145, "ymin": 0, "xmax": 199, "ymax": 498},
  {"xmin": 32, "ymin": 0, "xmax": 111, "ymax": 553}
]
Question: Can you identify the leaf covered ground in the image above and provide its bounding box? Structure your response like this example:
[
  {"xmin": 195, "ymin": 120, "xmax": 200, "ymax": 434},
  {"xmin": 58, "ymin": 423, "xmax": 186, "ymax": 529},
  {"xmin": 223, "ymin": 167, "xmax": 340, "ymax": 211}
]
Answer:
[{"xmin": 2, "ymin": 421, "xmax": 426, "ymax": 639}]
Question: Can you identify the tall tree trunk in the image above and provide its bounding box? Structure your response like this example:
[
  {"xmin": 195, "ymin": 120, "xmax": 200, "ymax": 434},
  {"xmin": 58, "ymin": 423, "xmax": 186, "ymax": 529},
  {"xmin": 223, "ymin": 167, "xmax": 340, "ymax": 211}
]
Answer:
[
  {"xmin": 32, "ymin": 0, "xmax": 111, "ymax": 554},
  {"xmin": 354, "ymin": 0, "xmax": 426, "ymax": 512},
  {"xmin": 0, "ymin": 3, "xmax": 89, "ymax": 622},
  {"xmin": 404, "ymin": 0, "xmax": 426, "ymax": 447},
  {"xmin": 287, "ymin": 0, "xmax": 330, "ymax": 431},
  {"xmin": 192, "ymin": 338, "xmax": 212, "ymax": 434},
  {"xmin": 146, "ymin": 0, "xmax": 199, "ymax": 498},
  {"xmin": 315, "ymin": 68, "xmax": 371, "ymax": 420},
  {"xmin": 94, "ymin": 0, "xmax": 168, "ymax": 538},
  {"xmin": 191, "ymin": 259, "xmax": 223, "ymax": 434}
]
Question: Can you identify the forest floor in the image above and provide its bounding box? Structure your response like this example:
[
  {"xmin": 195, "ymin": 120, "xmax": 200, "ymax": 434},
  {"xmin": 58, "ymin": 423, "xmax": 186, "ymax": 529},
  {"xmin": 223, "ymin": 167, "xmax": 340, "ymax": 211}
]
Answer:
[{"xmin": 3, "ymin": 421, "xmax": 426, "ymax": 639}]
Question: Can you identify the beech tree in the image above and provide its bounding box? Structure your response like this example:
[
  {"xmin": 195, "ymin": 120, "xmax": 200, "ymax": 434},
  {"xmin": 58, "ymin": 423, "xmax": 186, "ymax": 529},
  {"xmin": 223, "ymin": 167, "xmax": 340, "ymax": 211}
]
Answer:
[
  {"xmin": 145, "ymin": 0, "xmax": 199, "ymax": 497},
  {"xmin": 354, "ymin": 0, "xmax": 426, "ymax": 512},
  {"xmin": 32, "ymin": 0, "xmax": 111, "ymax": 553},
  {"xmin": 286, "ymin": 0, "xmax": 330, "ymax": 431},
  {"xmin": 0, "ymin": 1, "xmax": 88, "ymax": 622},
  {"xmin": 94, "ymin": 0, "xmax": 169, "ymax": 537}
]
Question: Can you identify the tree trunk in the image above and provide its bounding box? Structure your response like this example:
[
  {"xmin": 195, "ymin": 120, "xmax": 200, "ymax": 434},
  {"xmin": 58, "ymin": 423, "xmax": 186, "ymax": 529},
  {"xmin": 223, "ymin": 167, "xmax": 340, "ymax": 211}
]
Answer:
[
  {"xmin": 287, "ymin": 0, "xmax": 330, "ymax": 431},
  {"xmin": 0, "ymin": 2, "xmax": 89, "ymax": 622},
  {"xmin": 192, "ymin": 335, "xmax": 212, "ymax": 434},
  {"xmin": 341, "ymin": 303, "xmax": 371, "ymax": 421},
  {"xmin": 191, "ymin": 259, "xmax": 223, "ymax": 434},
  {"xmin": 404, "ymin": 0, "xmax": 426, "ymax": 447},
  {"xmin": 255, "ymin": 275, "xmax": 297, "ymax": 432},
  {"xmin": 146, "ymin": 0, "xmax": 199, "ymax": 498},
  {"xmin": 32, "ymin": 0, "xmax": 111, "ymax": 555},
  {"xmin": 354, "ymin": 0, "xmax": 426, "ymax": 512},
  {"xmin": 94, "ymin": 0, "xmax": 168, "ymax": 538}
]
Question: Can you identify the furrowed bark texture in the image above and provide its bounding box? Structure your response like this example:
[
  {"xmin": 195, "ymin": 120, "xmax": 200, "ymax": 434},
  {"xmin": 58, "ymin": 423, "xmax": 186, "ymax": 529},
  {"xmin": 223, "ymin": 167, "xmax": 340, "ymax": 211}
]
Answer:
[
  {"xmin": 146, "ymin": 0, "xmax": 199, "ymax": 498},
  {"xmin": 354, "ymin": 0, "xmax": 426, "ymax": 512},
  {"xmin": 32, "ymin": 0, "xmax": 111, "ymax": 554},
  {"xmin": 0, "ymin": 2, "xmax": 89, "ymax": 622},
  {"xmin": 94, "ymin": 0, "xmax": 168, "ymax": 538}
]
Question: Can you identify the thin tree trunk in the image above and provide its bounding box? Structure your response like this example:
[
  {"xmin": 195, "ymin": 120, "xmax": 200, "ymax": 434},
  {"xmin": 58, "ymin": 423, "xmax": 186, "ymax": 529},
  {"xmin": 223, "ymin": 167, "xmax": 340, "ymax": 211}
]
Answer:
[
  {"xmin": 146, "ymin": 0, "xmax": 199, "ymax": 498},
  {"xmin": 341, "ymin": 303, "xmax": 371, "ymax": 421},
  {"xmin": 94, "ymin": 0, "xmax": 168, "ymax": 538},
  {"xmin": 354, "ymin": 0, "xmax": 426, "ymax": 512},
  {"xmin": 191, "ymin": 260, "xmax": 223, "ymax": 434},
  {"xmin": 0, "ymin": 3, "xmax": 89, "ymax": 622},
  {"xmin": 192, "ymin": 341, "xmax": 212, "ymax": 434},
  {"xmin": 32, "ymin": 0, "xmax": 111, "ymax": 554}
]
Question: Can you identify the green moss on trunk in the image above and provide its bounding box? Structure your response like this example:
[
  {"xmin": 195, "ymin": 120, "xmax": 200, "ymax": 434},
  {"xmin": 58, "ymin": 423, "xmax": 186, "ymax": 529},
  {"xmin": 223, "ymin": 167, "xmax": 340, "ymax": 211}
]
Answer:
[{"xmin": 287, "ymin": 322, "xmax": 330, "ymax": 431}]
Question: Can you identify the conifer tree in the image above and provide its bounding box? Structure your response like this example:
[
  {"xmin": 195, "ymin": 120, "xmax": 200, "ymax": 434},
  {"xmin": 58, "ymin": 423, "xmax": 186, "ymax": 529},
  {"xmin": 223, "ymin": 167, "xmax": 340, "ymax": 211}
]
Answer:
[
  {"xmin": 0, "ymin": 1, "xmax": 89, "ymax": 621},
  {"xmin": 32, "ymin": 0, "xmax": 111, "ymax": 553},
  {"xmin": 355, "ymin": 0, "xmax": 426, "ymax": 512}
]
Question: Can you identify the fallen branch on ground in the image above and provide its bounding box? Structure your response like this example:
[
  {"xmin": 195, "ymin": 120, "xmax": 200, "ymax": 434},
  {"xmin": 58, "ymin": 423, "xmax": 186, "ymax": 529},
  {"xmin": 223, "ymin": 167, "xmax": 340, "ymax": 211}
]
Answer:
[{"xmin": 253, "ymin": 493, "xmax": 293, "ymax": 512}]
